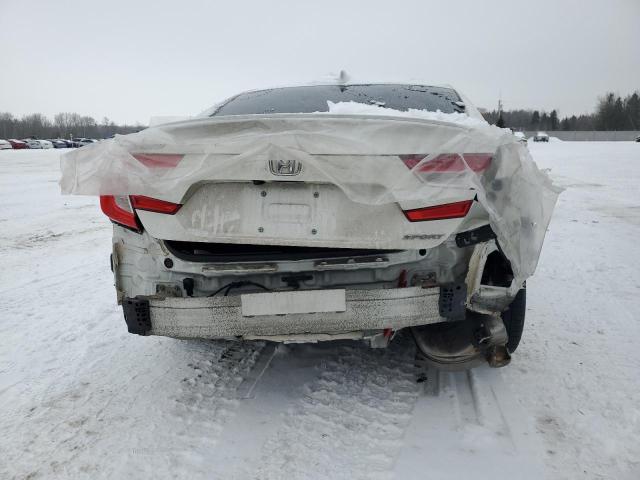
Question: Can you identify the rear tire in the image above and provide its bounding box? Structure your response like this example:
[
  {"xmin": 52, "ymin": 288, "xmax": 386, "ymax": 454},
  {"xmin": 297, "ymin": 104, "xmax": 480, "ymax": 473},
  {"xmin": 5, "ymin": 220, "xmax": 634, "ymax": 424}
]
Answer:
[{"xmin": 501, "ymin": 288, "xmax": 526, "ymax": 353}]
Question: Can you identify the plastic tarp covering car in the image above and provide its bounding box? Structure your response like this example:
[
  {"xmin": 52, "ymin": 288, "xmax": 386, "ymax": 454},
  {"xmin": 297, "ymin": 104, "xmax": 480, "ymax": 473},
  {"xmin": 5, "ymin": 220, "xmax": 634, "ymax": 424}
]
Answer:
[{"xmin": 59, "ymin": 104, "xmax": 561, "ymax": 288}]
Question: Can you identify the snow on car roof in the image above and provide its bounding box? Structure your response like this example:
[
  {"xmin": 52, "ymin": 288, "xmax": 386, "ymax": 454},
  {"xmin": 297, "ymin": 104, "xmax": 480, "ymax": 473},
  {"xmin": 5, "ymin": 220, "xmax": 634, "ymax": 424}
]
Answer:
[
  {"xmin": 200, "ymin": 82, "xmax": 457, "ymax": 114},
  {"xmin": 317, "ymin": 100, "xmax": 486, "ymax": 128},
  {"xmin": 194, "ymin": 82, "xmax": 488, "ymax": 127},
  {"xmin": 198, "ymin": 74, "xmax": 471, "ymax": 114}
]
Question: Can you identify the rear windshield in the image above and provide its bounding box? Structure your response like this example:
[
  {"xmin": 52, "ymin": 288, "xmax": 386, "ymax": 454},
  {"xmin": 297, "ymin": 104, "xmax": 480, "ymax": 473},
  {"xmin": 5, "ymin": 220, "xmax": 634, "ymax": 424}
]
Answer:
[{"xmin": 210, "ymin": 84, "xmax": 463, "ymax": 116}]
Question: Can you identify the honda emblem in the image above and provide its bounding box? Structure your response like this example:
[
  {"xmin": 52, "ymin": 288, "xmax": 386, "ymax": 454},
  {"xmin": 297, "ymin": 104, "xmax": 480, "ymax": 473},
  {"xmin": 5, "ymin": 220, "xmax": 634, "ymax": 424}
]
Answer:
[{"xmin": 269, "ymin": 159, "xmax": 302, "ymax": 176}]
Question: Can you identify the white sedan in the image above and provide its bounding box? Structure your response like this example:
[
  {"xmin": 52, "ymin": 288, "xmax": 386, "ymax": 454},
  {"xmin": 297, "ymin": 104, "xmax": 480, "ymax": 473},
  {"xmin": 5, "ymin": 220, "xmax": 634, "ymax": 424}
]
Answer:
[
  {"xmin": 0, "ymin": 139, "xmax": 12, "ymax": 150},
  {"xmin": 62, "ymin": 83, "xmax": 560, "ymax": 370},
  {"xmin": 76, "ymin": 138, "xmax": 98, "ymax": 147},
  {"xmin": 22, "ymin": 139, "xmax": 42, "ymax": 149}
]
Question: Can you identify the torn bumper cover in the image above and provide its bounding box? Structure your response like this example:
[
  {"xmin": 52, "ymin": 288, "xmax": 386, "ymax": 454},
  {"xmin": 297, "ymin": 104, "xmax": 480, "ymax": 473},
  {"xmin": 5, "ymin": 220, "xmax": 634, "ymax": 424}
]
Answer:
[{"xmin": 123, "ymin": 286, "xmax": 450, "ymax": 339}]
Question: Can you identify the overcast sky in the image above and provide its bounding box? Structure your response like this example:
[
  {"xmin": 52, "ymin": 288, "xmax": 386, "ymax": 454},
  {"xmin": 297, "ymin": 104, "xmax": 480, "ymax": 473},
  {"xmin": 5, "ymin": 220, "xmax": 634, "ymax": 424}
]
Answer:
[{"xmin": 1, "ymin": 0, "xmax": 638, "ymax": 124}]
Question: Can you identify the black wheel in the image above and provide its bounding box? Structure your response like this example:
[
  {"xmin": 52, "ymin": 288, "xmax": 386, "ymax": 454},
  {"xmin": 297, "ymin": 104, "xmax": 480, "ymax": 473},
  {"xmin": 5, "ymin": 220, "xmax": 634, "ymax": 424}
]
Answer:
[{"xmin": 501, "ymin": 288, "xmax": 526, "ymax": 353}]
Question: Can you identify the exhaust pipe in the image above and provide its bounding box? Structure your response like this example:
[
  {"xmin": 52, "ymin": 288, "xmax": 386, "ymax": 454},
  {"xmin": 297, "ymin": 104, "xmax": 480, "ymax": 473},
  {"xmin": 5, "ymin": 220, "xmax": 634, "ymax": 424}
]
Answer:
[{"xmin": 412, "ymin": 313, "xmax": 510, "ymax": 371}]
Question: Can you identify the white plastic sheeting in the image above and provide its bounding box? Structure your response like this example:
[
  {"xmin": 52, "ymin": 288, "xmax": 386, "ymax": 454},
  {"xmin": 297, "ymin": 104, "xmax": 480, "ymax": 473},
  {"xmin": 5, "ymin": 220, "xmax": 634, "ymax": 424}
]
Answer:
[{"xmin": 60, "ymin": 107, "xmax": 561, "ymax": 287}]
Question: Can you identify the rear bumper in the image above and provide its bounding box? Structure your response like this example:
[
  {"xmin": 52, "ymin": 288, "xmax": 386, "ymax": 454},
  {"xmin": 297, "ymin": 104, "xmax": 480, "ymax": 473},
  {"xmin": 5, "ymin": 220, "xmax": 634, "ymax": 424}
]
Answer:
[{"xmin": 123, "ymin": 286, "xmax": 452, "ymax": 340}]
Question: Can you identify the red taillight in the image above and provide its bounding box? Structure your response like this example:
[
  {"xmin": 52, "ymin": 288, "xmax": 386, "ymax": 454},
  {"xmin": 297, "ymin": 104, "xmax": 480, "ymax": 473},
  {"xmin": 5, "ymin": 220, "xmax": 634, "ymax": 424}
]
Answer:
[
  {"xmin": 130, "ymin": 195, "xmax": 182, "ymax": 214},
  {"xmin": 132, "ymin": 153, "xmax": 184, "ymax": 168},
  {"xmin": 403, "ymin": 200, "xmax": 473, "ymax": 222},
  {"xmin": 400, "ymin": 153, "xmax": 492, "ymax": 173},
  {"xmin": 399, "ymin": 154, "xmax": 427, "ymax": 169},
  {"xmin": 100, "ymin": 195, "xmax": 140, "ymax": 231},
  {"xmin": 100, "ymin": 195, "xmax": 182, "ymax": 231},
  {"xmin": 456, "ymin": 154, "xmax": 492, "ymax": 172}
]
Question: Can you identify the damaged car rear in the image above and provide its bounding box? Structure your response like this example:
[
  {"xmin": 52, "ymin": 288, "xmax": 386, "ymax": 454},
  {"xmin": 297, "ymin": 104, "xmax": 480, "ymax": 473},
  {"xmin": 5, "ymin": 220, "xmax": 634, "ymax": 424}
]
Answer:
[{"xmin": 60, "ymin": 83, "xmax": 560, "ymax": 369}]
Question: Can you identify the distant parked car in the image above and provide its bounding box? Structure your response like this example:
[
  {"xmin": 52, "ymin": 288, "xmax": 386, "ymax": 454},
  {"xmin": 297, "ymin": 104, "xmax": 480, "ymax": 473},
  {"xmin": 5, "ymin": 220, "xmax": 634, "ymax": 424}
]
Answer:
[
  {"xmin": 0, "ymin": 139, "xmax": 12, "ymax": 150},
  {"xmin": 36, "ymin": 140, "xmax": 54, "ymax": 149},
  {"xmin": 77, "ymin": 138, "xmax": 98, "ymax": 147},
  {"xmin": 22, "ymin": 139, "xmax": 42, "ymax": 149},
  {"xmin": 8, "ymin": 139, "xmax": 29, "ymax": 149},
  {"xmin": 48, "ymin": 139, "xmax": 69, "ymax": 148},
  {"xmin": 533, "ymin": 132, "xmax": 549, "ymax": 142},
  {"xmin": 635, "ymin": 135, "xmax": 640, "ymax": 142},
  {"xmin": 513, "ymin": 131, "xmax": 528, "ymax": 145}
]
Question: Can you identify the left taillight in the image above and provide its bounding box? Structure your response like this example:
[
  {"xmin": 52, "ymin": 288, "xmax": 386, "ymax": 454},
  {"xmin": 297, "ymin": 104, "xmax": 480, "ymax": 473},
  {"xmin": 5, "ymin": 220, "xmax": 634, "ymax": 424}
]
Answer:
[
  {"xmin": 100, "ymin": 195, "xmax": 141, "ymax": 232},
  {"xmin": 132, "ymin": 153, "xmax": 184, "ymax": 168},
  {"xmin": 100, "ymin": 195, "xmax": 183, "ymax": 232},
  {"xmin": 130, "ymin": 195, "xmax": 182, "ymax": 215}
]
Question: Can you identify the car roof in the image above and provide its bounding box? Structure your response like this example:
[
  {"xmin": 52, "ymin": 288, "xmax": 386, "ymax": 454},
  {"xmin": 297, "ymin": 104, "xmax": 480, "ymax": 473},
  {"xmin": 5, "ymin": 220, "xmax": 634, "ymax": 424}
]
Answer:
[{"xmin": 199, "ymin": 82, "xmax": 465, "ymax": 117}]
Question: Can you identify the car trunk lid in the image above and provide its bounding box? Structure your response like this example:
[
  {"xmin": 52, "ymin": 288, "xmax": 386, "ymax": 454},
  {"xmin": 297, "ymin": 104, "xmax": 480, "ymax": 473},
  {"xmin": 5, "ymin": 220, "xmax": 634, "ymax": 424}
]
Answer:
[{"xmin": 85, "ymin": 114, "xmax": 499, "ymax": 249}]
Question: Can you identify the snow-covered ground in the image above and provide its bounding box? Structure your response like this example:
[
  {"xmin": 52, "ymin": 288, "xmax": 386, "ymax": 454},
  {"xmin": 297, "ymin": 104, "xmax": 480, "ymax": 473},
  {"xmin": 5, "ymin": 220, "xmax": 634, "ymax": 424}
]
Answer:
[{"xmin": 1, "ymin": 142, "xmax": 639, "ymax": 479}]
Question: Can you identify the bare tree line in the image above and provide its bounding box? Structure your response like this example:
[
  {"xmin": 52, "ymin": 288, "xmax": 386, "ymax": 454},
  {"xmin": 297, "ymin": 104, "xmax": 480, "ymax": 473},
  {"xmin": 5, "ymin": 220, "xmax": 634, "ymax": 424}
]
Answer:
[
  {"xmin": 482, "ymin": 91, "xmax": 640, "ymax": 131},
  {"xmin": 0, "ymin": 112, "xmax": 145, "ymax": 140},
  {"xmin": 3, "ymin": 90, "xmax": 639, "ymax": 139}
]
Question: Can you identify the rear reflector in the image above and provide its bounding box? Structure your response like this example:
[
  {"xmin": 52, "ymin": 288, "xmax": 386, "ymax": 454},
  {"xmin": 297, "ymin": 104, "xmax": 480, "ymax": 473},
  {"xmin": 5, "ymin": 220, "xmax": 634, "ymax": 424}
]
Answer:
[
  {"xmin": 403, "ymin": 200, "xmax": 473, "ymax": 222},
  {"xmin": 132, "ymin": 153, "xmax": 184, "ymax": 168},
  {"xmin": 100, "ymin": 195, "xmax": 140, "ymax": 231},
  {"xmin": 400, "ymin": 153, "xmax": 492, "ymax": 173},
  {"xmin": 130, "ymin": 195, "xmax": 182, "ymax": 214}
]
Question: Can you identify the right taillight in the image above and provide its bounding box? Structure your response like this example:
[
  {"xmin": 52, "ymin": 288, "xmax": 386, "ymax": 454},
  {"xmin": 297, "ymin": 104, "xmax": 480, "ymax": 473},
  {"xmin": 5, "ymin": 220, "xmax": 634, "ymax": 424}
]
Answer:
[
  {"xmin": 100, "ymin": 195, "xmax": 141, "ymax": 231},
  {"xmin": 403, "ymin": 200, "xmax": 473, "ymax": 222}
]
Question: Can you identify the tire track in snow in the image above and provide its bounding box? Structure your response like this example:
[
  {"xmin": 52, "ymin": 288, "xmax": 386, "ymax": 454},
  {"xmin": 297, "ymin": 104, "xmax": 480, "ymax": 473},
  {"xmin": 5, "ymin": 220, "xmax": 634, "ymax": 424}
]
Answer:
[
  {"xmin": 393, "ymin": 367, "xmax": 547, "ymax": 480},
  {"xmin": 0, "ymin": 224, "xmax": 107, "ymax": 252},
  {"xmin": 250, "ymin": 337, "xmax": 421, "ymax": 480},
  {"xmin": 4, "ymin": 339, "xmax": 268, "ymax": 480},
  {"xmin": 171, "ymin": 340, "xmax": 266, "ymax": 443},
  {"xmin": 111, "ymin": 340, "xmax": 270, "ymax": 478}
]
